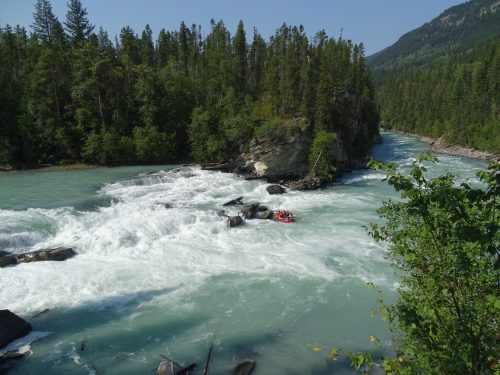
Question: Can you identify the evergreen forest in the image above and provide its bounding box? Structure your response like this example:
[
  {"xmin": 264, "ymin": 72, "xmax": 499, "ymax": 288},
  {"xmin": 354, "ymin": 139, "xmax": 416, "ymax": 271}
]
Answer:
[
  {"xmin": 369, "ymin": 0, "xmax": 500, "ymax": 153},
  {"xmin": 378, "ymin": 41, "xmax": 500, "ymax": 152},
  {"xmin": 0, "ymin": 0, "xmax": 378, "ymax": 168}
]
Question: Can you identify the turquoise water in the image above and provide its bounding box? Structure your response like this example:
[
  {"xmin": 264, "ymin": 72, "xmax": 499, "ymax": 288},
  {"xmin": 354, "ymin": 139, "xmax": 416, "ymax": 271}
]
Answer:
[{"xmin": 0, "ymin": 133, "xmax": 486, "ymax": 374}]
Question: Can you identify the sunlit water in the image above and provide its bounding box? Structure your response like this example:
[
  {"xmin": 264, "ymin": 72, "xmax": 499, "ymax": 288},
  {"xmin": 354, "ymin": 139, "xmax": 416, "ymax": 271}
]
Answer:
[{"xmin": 0, "ymin": 133, "xmax": 487, "ymax": 374}]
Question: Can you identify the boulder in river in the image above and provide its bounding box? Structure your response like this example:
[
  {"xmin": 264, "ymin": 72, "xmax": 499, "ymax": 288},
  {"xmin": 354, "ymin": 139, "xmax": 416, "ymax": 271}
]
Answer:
[
  {"xmin": 241, "ymin": 203, "xmax": 260, "ymax": 219},
  {"xmin": 0, "ymin": 310, "xmax": 32, "ymax": 349},
  {"xmin": 257, "ymin": 210, "xmax": 274, "ymax": 220},
  {"xmin": 0, "ymin": 247, "xmax": 77, "ymax": 268},
  {"xmin": 266, "ymin": 185, "xmax": 286, "ymax": 195},
  {"xmin": 287, "ymin": 176, "xmax": 321, "ymax": 191},
  {"xmin": 231, "ymin": 359, "xmax": 256, "ymax": 375},
  {"xmin": 228, "ymin": 216, "xmax": 243, "ymax": 228},
  {"xmin": 223, "ymin": 197, "xmax": 244, "ymax": 206}
]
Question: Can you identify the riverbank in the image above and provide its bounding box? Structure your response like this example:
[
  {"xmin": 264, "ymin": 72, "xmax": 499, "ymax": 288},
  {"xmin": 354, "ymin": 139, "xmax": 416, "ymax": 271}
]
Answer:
[
  {"xmin": 384, "ymin": 130, "xmax": 498, "ymax": 161},
  {"xmin": 0, "ymin": 163, "xmax": 98, "ymax": 173}
]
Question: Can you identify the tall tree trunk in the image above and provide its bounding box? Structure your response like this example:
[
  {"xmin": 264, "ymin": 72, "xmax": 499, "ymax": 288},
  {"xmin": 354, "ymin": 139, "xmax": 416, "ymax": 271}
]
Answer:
[{"xmin": 97, "ymin": 86, "xmax": 105, "ymax": 127}]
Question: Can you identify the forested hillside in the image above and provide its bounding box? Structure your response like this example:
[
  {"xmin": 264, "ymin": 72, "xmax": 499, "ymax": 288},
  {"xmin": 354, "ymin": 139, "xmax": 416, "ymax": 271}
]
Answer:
[
  {"xmin": 368, "ymin": 0, "xmax": 500, "ymax": 79},
  {"xmin": 369, "ymin": 0, "xmax": 500, "ymax": 153},
  {"xmin": 379, "ymin": 41, "xmax": 500, "ymax": 152},
  {"xmin": 0, "ymin": 0, "xmax": 378, "ymax": 169}
]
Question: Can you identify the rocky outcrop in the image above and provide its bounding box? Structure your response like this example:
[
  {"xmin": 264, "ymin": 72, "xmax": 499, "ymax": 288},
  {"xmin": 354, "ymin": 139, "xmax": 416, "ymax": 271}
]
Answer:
[
  {"xmin": 0, "ymin": 310, "xmax": 32, "ymax": 349},
  {"xmin": 266, "ymin": 185, "xmax": 286, "ymax": 195},
  {"xmin": 241, "ymin": 104, "xmax": 379, "ymax": 187},
  {"xmin": 287, "ymin": 176, "xmax": 321, "ymax": 190},
  {"xmin": 0, "ymin": 247, "xmax": 77, "ymax": 268},
  {"xmin": 228, "ymin": 216, "xmax": 243, "ymax": 228},
  {"xmin": 242, "ymin": 118, "xmax": 311, "ymax": 181}
]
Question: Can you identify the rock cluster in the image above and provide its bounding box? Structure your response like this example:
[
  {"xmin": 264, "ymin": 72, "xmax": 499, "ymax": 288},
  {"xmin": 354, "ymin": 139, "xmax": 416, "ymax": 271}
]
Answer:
[{"xmin": 0, "ymin": 247, "xmax": 77, "ymax": 268}]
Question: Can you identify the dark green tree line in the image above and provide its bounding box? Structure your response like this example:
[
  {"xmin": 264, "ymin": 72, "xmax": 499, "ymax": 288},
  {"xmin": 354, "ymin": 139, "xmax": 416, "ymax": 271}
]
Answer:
[
  {"xmin": 0, "ymin": 0, "xmax": 378, "ymax": 168},
  {"xmin": 378, "ymin": 41, "xmax": 500, "ymax": 153}
]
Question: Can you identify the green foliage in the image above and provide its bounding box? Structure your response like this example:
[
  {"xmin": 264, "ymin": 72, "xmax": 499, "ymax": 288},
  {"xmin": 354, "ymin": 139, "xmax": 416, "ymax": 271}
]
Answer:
[
  {"xmin": 308, "ymin": 130, "xmax": 337, "ymax": 180},
  {"xmin": 366, "ymin": 157, "xmax": 500, "ymax": 374},
  {"xmin": 188, "ymin": 107, "xmax": 226, "ymax": 162},
  {"xmin": 368, "ymin": 0, "xmax": 500, "ymax": 81},
  {"xmin": 378, "ymin": 40, "xmax": 500, "ymax": 153},
  {"xmin": 0, "ymin": 1, "xmax": 378, "ymax": 167},
  {"xmin": 82, "ymin": 130, "xmax": 134, "ymax": 165},
  {"xmin": 64, "ymin": 0, "xmax": 94, "ymax": 44},
  {"xmin": 370, "ymin": 0, "xmax": 500, "ymax": 154},
  {"xmin": 254, "ymin": 116, "xmax": 283, "ymax": 137},
  {"xmin": 348, "ymin": 352, "xmax": 376, "ymax": 372},
  {"xmin": 133, "ymin": 126, "xmax": 175, "ymax": 163}
]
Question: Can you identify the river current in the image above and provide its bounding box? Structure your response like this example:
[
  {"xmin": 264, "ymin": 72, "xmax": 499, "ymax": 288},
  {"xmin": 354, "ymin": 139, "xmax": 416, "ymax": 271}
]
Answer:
[{"xmin": 0, "ymin": 133, "xmax": 486, "ymax": 374}]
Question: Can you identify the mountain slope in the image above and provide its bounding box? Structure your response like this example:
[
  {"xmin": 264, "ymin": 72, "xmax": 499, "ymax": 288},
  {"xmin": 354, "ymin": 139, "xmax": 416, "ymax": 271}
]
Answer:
[
  {"xmin": 368, "ymin": 0, "xmax": 500, "ymax": 81},
  {"xmin": 370, "ymin": 0, "xmax": 500, "ymax": 154}
]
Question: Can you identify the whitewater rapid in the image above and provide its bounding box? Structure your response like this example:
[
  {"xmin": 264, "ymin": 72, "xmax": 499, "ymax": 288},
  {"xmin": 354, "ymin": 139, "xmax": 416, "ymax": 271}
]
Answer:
[
  {"xmin": 0, "ymin": 133, "xmax": 487, "ymax": 374},
  {"xmin": 0, "ymin": 166, "xmax": 390, "ymax": 315}
]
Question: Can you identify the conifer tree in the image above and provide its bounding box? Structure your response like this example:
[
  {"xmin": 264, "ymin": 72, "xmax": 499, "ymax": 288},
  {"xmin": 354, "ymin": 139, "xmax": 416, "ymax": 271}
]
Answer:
[
  {"xmin": 32, "ymin": 0, "xmax": 58, "ymax": 42},
  {"xmin": 233, "ymin": 20, "xmax": 247, "ymax": 98},
  {"xmin": 64, "ymin": 0, "xmax": 94, "ymax": 44}
]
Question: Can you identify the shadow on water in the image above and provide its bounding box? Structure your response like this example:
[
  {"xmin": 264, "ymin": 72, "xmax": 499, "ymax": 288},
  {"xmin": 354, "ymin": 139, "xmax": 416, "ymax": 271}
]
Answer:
[
  {"xmin": 303, "ymin": 347, "xmax": 389, "ymax": 375},
  {"xmin": 9, "ymin": 287, "xmax": 212, "ymax": 375}
]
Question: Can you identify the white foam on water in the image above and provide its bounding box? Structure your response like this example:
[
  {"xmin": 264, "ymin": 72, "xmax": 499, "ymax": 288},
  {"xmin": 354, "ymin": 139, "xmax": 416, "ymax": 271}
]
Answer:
[
  {"xmin": 0, "ymin": 331, "xmax": 52, "ymax": 355},
  {"xmin": 0, "ymin": 166, "xmax": 394, "ymax": 315},
  {"xmin": 3, "ymin": 149, "xmax": 484, "ymax": 318}
]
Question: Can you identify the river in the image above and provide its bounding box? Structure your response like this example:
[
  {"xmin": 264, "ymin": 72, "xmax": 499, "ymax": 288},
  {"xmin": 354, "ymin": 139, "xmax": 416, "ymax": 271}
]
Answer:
[{"xmin": 0, "ymin": 133, "xmax": 487, "ymax": 374}]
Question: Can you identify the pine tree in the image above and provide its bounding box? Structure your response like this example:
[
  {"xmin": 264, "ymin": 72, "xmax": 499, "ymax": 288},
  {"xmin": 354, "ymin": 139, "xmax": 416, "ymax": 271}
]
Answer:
[
  {"xmin": 233, "ymin": 20, "xmax": 247, "ymax": 98},
  {"xmin": 64, "ymin": 0, "xmax": 94, "ymax": 44},
  {"xmin": 32, "ymin": 0, "xmax": 58, "ymax": 43},
  {"xmin": 140, "ymin": 24, "xmax": 154, "ymax": 67}
]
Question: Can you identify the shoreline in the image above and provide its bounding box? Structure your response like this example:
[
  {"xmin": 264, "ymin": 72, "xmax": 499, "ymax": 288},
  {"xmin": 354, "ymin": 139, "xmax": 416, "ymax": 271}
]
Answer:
[
  {"xmin": 0, "ymin": 163, "xmax": 98, "ymax": 173},
  {"xmin": 384, "ymin": 130, "xmax": 498, "ymax": 162}
]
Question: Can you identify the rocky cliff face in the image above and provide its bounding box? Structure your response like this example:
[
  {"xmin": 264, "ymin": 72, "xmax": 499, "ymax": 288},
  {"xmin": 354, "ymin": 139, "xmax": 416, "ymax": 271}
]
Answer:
[
  {"xmin": 241, "ymin": 93, "xmax": 379, "ymax": 182},
  {"xmin": 243, "ymin": 104, "xmax": 376, "ymax": 182},
  {"xmin": 242, "ymin": 120, "xmax": 312, "ymax": 182}
]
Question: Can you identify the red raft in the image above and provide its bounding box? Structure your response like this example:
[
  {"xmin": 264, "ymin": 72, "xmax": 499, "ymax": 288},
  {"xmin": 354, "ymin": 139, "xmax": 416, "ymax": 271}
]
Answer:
[{"xmin": 274, "ymin": 210, "xmax": 294, "ymax": 223}]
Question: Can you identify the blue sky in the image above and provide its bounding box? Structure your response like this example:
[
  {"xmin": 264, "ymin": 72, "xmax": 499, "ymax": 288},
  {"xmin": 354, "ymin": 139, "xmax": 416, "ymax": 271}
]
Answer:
[{"xmin": 0, "ymin": 0, "xmax": 466, "ymax": 55}]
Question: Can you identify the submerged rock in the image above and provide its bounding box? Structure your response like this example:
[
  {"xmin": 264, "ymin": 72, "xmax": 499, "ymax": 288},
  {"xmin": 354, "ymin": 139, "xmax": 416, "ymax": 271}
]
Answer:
[
  {"xmin": 0, "ymin": 247, "xmax": 77, "ymax": 268},
  {"xmin": 266, "ymin": 185, "xmax": 286, "ymax": 195},
  {"xmin": 287, "ymin": 176, "xmax": 321, "ymax": 191},
  {"xmin": 0, "ymin": 310, "xmax": 32, "ymax": 349},
  {"xmin": 223, "ymin": 197, "xmax": 244, "ymax": 206},
  {"xmin": 241, "ymin": 203, "xmax": 260, "ymax": 219},
  {"xmin": 157, "ymin": 360, "xmax": 175, "ymax": 375},
  {"xmin": 257, "ymin": 210, "xmax": 274, "ymax": 220},
  {"xmin": 228, "ymin": 216, "xmax": 243, "ymax": 228},
  {"xmin": 231, "ymin": 360, "xmax": 256, "ymax": 375}
]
